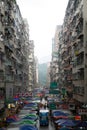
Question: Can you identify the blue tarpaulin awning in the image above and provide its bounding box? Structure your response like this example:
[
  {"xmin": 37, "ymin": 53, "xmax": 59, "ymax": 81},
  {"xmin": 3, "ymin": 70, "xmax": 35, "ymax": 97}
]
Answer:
[
  {"xmin": 59, "ymin": 127, "xmax": 71, "ymax": 130},
  {"xmin": 77, "ymin": 121, "xmax": 87, "ymax": 127},
  {"xmin": 58, "ymin": 119, "xmax": 76, "ymax": 127},
  {"xmin": 20, "ymin": 125, "xmax": 38, "ymax": 130},
  {"xmin": 52, "ymin": 111, "xmax": 69, "ymax": 117},
  {"xmin": 55, "ymin": 119, "xmax": 67, "ymax": 124},
  {"xmin": 22, "ymin": 116, "xmax": 38, "ymax": 121}
]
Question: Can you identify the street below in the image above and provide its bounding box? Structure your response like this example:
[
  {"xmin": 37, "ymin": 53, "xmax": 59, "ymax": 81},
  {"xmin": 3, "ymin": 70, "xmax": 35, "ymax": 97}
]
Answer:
[{"xmin": 7, "ymin": 97, "xmax": 55, "ymax": 130}]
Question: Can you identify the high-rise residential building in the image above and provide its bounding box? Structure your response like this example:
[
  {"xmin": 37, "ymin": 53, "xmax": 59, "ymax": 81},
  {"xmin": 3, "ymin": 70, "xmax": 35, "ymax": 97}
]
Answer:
[
  {"xmin": 50, "ymin": 25, "xmax": 62, "ymax": 84},
  {"xmin": 20, "ymin": 19, "xmax": 30, "ymax": 92},
  {"xmin": 0, "ymin": 0, "xmax": 31, "ymax": 110},
  {"xmin": 57, "ymin": 26, "xmax": 64, "ymax": 90},
  {"xmin": 46, "ymin": 62, "xmax": 50, "ymax": 87},
  {"xmin": 62, "ymin": 0, "xmax": 87, "ymax": 103},
  {"xmin": 0, "ymin": 0, "xmax": 5, "ymax": 110},
  {"xmin": 28, "ymin": 40, "xmax": 34, "ymax": 91},
  {"xmin": 33, "ymin": 57, "xmax": 39, "ymax": 87},
  {"xmin": 50, "ymin": 0, "xmax": 87, "ymax": 105}
]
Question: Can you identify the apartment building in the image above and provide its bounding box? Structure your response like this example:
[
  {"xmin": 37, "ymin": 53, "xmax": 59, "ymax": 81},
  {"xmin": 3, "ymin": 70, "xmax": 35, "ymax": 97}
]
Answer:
[
  {"xmin": 46, "ymin": 62, "xmax": 50, "ymax": 87},
  {"xmin": 20, "ymin": 19, "xmax": 30, "ymax": 93},
  {"xmin": 0, "ymin": 0, "xmax": 17, "ymax": 105},
  {"xmin": 0, "ymin": 0, "xmax": 30, "ymax": 109},
  {"xmin": 50, "ymin": 25, "xmax": 62, "ymax": 84},
  {"xmin": 62, "ymin": 0, "xmax": 87, "ymax": 103},
  {"xmin": 0, "ymin": 0, "xmax": 5, "ymax": 109},
  {"xmin": 57, "ymin": 27, "xmax": 64, "ymax": 90},
  {"xmin": 28, "ymin": 40, "xmax": 34, "ymax": 91},
  {"xmin": 50, "ymin": 0, "xmax": 87, "ymax": 104},
  {"xmin": 33, "ymin": 57, "xmax": 39, "ymax": 88}
]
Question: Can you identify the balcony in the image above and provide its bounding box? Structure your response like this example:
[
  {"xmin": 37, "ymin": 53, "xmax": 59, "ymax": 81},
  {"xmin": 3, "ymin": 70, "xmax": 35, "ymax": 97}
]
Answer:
[
  {"xmin": 0, "ymin": 44, "xmax": 5, "ymax": 59},
  {"xmin": 0, "ymin": 61, "xmax": 4, "ymax": 71},
  {"xmin": 75, "ymin": 17, "xmax": 83, "ymax": 36},
  {"xmin": 67, "ymin": 75, "xmax": 72, "ymax": 81},
  {"xmin": 72, "ymin": 68, "xmax": 84, "ymax": 81},
  {"xmin": 73, "ymin": 0, "xmax": 81, "ymax": 12},
  {"xmin": 73, "ymin": 52, "xmax": 84, "ymax": 69},
  {"xmin": 73, "ymin": 86, "xmax": 84, "ymax": 95},
  {"xmin": 61, "ymin": 46, "xmax": 67, "ymax": 55},
  {"xmin": 63, "ymin": 62, "xmax": 70, "ymax": 69},
  {"xmin": 71, "ymin": 16, "xmax": 83, "ymax": 42},
  {"xmin": 0, "ymin": 72, "xmax": 4, "ymax": 82},
  {"xmin": 5, "ymin": 1, "xmax": 14, "ymax": 11},
  {"xmin": 73, "ymin": 40, "xmax": 84, "ymax": 56},
  {"xmin": 5, "ymin": 74, "xmax": 14, "ymax": 82},
  {"xmin": 0, "ymin": 1, "xmax": 4, "ymax": 15},
  {"xmin": 5, "ymin": 58, "xmax": 13, "ymax": 68},
  {"xmin": 73, "ymin": 80, "xmax": 84, "ymax": 86},
  {"xmin": 5, "ymin": 26, "xmax": 15, "ymax": 40},
  {"xmin": 15, "ymin": 74, "xmax": 22, "ymax": 82},
  {"xmin": 0, "ymin": 31, "xmax": 4, "ymax": 41},
  {"xmin": 5, "ymin": 40, "xmax": 14, "ymax": 52},
  {"xmin": 4, "ymin": 11, "xmax": 15, "ymax": 26},
  {"xmin": 63, "ymin": 57, "xmax": 72, "ymax": 69}
]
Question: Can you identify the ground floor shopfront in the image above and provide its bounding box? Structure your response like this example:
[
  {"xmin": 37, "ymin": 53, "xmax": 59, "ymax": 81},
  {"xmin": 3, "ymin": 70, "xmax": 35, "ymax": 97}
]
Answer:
[{"xmin": 0, "ymin": 100, "xmax": 24, "ymax": 128}]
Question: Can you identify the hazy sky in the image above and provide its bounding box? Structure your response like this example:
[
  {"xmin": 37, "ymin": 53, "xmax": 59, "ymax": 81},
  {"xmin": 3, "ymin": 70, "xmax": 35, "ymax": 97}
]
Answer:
[{"xmin": 16, "ymin": 0, "xmax": 69, "ymax": 63}]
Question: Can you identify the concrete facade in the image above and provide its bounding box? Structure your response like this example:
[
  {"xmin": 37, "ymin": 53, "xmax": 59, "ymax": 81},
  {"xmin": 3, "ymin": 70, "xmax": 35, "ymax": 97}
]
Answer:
[
  {"xmin": 33, "ymin": 57, "xmax": 39, "ymax": 87},
  {"xmin": 0, "ymin": 0, "xmax": 33, "ymax": 108},
  {"xmin": 28, "ymin": 40, "xmax": 34, "ymax": 91},
  {"xmin": 50, "ymin": 0, "xmax": 87, "ymax": 104},
  {"xmin": 50, "ymin": 25, "xmax": 62, "ymax": 84},
  {"xmin": 62, "ymin": 0, "xmax": 87, "ymax": 103}
]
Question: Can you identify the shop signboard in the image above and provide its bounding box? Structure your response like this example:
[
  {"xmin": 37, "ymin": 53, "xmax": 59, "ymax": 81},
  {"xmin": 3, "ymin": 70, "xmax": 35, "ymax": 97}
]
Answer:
[
  {"xmin": 49, "ymin": 89, "xmax": 60, "ymax": 94},
  {"xmin": 50, "ymin": 82, "xmax": 58, "ymax": 89},
  {"xmin": 78, "ymin": 109, "xmax": 87, "ymax": 115},
  {"xmin": 62, "ymin": 88, "xmax": 66, "ymax": 96}
]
